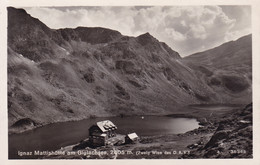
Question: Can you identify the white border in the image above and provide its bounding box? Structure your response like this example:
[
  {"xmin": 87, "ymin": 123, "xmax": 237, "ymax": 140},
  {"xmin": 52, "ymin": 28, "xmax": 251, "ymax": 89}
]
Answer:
[{"xmin": 1, "ymin": 0, "xmax": 260, "ymax": 165}]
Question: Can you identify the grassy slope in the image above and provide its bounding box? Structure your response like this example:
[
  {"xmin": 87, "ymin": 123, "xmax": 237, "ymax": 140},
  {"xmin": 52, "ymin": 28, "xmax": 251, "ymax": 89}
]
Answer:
[
  {"xmin": 183, "ymin": 35, "xmax": 252, "ymax": 104},
  {"xmin": 8, "ymin": 7, "xmax": 252, "ymax": 134}
]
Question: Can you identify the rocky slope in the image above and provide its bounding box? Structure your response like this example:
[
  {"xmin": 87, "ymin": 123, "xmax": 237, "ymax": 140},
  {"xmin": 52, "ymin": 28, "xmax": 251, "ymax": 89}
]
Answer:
[
  {"xmin": 183, "ymin": 35, "xmax": 252, "ymax": 103},
  {"xmin": 45, "ymin": 103, "xmax": 252, "ymax": 159},
  {"xmin": 183, "ymin": 103, "xmax": 252, "ymax": 158},
  {"xmin": 7, "ymin": 7, "xmax": 252, "ymax": 133}
]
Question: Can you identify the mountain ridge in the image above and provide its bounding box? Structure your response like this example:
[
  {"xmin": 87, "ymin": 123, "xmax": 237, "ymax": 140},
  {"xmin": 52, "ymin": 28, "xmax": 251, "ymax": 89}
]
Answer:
[
  {"xmin": 185, "ymin": 34, "xmax": 251, "ymax": 58},
  {"xmin": 7, "ymin": 7, "xmax": 252, "ymax": 133},
  {"xmin": 183, "ymin": 34, "xmax": 252, "ymax": 102}
]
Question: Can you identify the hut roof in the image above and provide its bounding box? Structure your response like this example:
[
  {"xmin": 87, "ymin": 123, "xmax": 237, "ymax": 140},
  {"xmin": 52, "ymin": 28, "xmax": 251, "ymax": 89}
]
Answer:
[
  {"xmin": 96, "ymin": 120, "xmax": 117, "ymax": 132},
  {"xmin": 126, "ymin": 133, "xmax": 138, "ymax": 140}
]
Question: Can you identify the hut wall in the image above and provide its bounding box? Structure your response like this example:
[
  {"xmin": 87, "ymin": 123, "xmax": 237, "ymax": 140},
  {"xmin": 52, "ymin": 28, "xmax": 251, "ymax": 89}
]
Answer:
[
  {"xmin": 89, "ymin": 136, "xmax": 106, "ymax": 146},
  {"xmin": 89, "ymin": 125, "xmax": 102, "ymax": 136}
]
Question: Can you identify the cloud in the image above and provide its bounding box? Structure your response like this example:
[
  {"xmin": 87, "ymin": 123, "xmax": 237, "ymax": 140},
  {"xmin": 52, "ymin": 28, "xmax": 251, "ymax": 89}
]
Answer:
[
  {"xmin": 25, "ymin": 6, "xmax": 251, "ymax": 56},
  {"xmin": 165, "ymin": 28, "xmax": 186, "ymax": 41}
]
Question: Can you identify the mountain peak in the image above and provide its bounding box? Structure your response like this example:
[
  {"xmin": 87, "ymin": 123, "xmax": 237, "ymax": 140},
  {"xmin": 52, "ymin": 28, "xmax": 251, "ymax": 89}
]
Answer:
[
  {"xmin": 138, "ymin": 32, "xmax": 155, "ymax": 39},
  {"xmin": 136, "ymin": 32, "xmax": 181, "ymax": 59},
  {"xmin": 8, "ymin": 7, "xmax": 252, "ymax": 136},
  {"xmin": 141, "ymin": 32, "xmax": 152, "ymax": 36},
  {"xmin": 137, "ymin": 32, "xmax": 159, "ymax": 46},
  {"xmin": 8, "ymin": 7, "xmax": 27, "ymax": 14}
]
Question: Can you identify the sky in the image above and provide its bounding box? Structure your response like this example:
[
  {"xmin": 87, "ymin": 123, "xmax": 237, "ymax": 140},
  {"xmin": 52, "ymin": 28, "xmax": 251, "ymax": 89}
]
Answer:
[{"xmin": 24, "ymin": 6, "xmax": 251, "ymax": 57}]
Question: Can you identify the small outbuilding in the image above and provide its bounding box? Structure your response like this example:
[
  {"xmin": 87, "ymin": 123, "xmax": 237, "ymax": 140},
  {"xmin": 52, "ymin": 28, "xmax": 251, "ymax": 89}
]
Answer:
[
  {"xmin": 125, "ymin": 132, "xmax": 139, "ymax": 144},
  {"xmin": 89, "ymin": 120, "xmax": 117, "ymax": 146}
]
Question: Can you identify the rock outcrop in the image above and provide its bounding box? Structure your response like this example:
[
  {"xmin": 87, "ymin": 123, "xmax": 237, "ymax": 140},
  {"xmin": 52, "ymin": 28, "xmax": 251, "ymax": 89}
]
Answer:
[
  {"xmin": 183, "ymin": 103, "xmax": 252, "ymax": 158},
  {"xmin": 8, "ymin": 7, "xmax": 252, "ymax": 133}
]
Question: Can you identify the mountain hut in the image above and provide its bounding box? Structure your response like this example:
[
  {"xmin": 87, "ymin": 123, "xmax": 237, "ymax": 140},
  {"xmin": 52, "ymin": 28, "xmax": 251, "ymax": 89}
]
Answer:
[
  {"xmin": 125, "ymin": 132, "xmax": 139, "ymax": 144},
  {"xmin": 89, "ymin": 120, "xmax": 117, "ymax": 146}
]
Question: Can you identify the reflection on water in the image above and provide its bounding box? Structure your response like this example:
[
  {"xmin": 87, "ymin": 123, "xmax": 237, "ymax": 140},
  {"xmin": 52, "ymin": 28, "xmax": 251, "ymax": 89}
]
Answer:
[{"xmin": 9, "ymin": 116, "xmax": 199, "ymax": 159}]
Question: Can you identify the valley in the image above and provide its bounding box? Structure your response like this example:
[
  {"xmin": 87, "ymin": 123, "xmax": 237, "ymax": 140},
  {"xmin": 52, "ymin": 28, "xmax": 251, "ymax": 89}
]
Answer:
[
  {"xmin": 7, "ymin": 7, "xmax": 252, "ymax": 134},
  {"xmin": 7, "ymin": 7, "xmax": 253, "ymax": 159}
]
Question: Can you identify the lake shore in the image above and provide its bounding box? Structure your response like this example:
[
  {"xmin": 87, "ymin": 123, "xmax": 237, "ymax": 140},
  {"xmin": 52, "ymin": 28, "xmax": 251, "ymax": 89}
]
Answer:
[
  {"xmin": 9, "ymin": 104, "xmax": 244, "ymax": 135},
  {"xmin": 45, "ymin": 103, "xmax": 251, "ymax": 159},
  {"xmin": 9, "ymin": 103, "xmax": 251, "ymax": 159}
]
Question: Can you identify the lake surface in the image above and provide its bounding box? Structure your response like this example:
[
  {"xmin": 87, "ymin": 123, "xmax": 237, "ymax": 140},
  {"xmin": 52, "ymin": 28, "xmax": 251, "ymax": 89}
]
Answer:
[{"xmin": 9, "ymin": 116, "xmax": 199, "ymax": 159}]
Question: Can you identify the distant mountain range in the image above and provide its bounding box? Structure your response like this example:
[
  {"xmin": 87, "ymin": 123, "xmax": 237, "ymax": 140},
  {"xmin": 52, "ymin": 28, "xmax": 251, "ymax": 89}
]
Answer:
[
  {"xmin": 7, "ymin": 7, "xmax": 252, "ymax": 133},
  {"xmin": 183, "ymin": 34, "xmax": 252, "ymax": 102}
]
